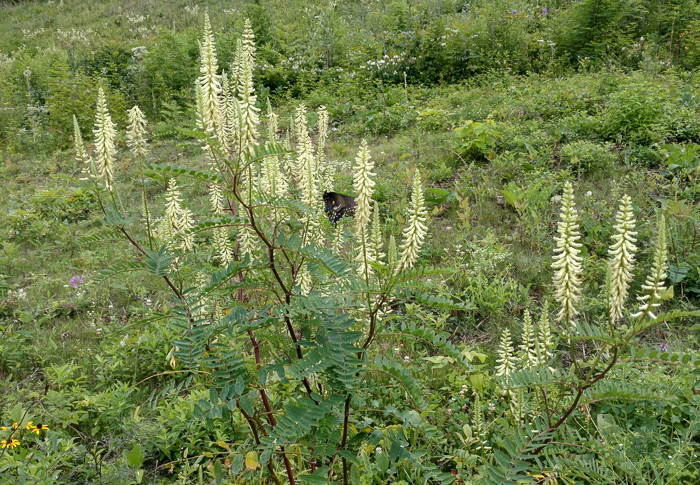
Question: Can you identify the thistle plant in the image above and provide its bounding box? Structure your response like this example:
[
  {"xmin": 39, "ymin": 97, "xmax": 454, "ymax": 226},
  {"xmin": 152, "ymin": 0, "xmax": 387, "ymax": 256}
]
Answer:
[{"xmin": 92, "ymin": 87, "xmax": 116, "ymax": 190}]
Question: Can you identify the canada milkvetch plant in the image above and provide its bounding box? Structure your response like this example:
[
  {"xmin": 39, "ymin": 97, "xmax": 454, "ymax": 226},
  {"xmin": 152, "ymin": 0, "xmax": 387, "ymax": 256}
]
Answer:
[
  {"xmin": 487, "ymin": 185, "xmax": 699, "ymax": 485},
  {"xmin": 73, "ymin": 13, "xmax": 469, "ymax": 484}
]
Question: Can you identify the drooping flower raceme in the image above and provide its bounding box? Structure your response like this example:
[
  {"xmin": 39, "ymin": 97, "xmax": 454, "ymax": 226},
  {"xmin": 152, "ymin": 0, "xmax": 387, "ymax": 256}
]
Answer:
[
  {"xmin": 551, "ymin": 181, "xmax": 582, "ymax": 328},
  {"xmin": 237, "ymin": 34, "xmax": 259, "ymax": 157},
  {"xmin": 353, "ymin": 139, "xmax": 376, "ymax": 278},
  {"xmin": 519, "ymin": 309, "xmax": 537, "ymax": 368},
  {"xmin": 607, "ymin": 195, "xmax": 637, "ymax": 324},
  {"xmin": 631, "ymin": 215, "xmax": 668, "ymax": 320},
  {"xmin": 397, "ymin": 171, "xmax": 428, "ymax": 272},
  {"xmin": 353, "ymin": 139, "xmax": 375, "ymax": 233},
  {"xmin": 198, "ymin": 13, "xmax": 222, "ymax": 136},
  {"xmin": 535, "ymin": 302, "xmax": 554, "ymax": 367},
  {"xmin": 126, "ymin": 105, "xmax": 148, "ymax": 159},
  {"xmin": 164, "ymin": 178, "xmax": 195, "ymax": 251},
  {"xmin": 371, "ymin": 201, "xmax": 385, "ymax": 266},
  {"xmin": 496, "ymin": 328, "xmax": 516, "ymax": 377},
  {"xmin": 73, "ymin": 114, "xmax": 94, "ymax": 180},
  {"xmin": 93, "ymin": 87, "xmax": 117, "ymax": 190},
  {"xmin": 209, "ymin": 184, "xmax": 233, "ymax": 266}
]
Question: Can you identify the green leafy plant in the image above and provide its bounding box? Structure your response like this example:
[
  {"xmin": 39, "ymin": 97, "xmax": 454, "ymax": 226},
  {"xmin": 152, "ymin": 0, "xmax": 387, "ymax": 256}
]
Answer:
[
  {"xmin": 454, "ymin": 120, "xmax": 501, "ymax": 162},
  {"xmin": 72, "ymin": 15, "xmax": 468, "ymax": 484}
]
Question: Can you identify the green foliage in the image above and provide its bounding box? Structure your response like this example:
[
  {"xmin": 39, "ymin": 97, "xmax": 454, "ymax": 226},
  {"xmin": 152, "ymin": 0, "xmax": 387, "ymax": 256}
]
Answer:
[
  {"xmin": 454, "ymin": 120, "xmax": 501, "ymax": 162},
  {"xmin": 559, "ymin": 140, "xmax": 616, "ymax": 174}
]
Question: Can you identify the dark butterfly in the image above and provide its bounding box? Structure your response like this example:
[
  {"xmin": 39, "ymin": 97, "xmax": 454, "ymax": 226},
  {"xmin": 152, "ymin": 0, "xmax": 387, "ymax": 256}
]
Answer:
[{"xmin": 323, "ymin": 191, "xmax": 357, "ymax": 224}]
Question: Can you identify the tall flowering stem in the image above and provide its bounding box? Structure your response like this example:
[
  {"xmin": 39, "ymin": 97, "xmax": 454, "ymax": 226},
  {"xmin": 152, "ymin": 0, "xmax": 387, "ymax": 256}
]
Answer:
[
  {"xmin": 551, "ymin": 181, "xmax": 582, "ymax": 329},
  {"xmin": 397, "ymin": 171, "xmax": 428, "ymax": 273},
  {"xmin": 93, "ymin": 87, "xmax": 117, "ymax": 191},
  {"xmin": 73, "ymin": 114, "xmax": 95, "ymax": 181},
  {"xmin": 353, "ymin": 139, "xmax": 376, "ymax": 280},
  {"xmin": 198, "ymin": 13, "xmax": 222, "ymax": 137},
  {"xmin": 631, "ymin": 215, "xmax": 668, "ymax": 321},
  {"xmin": 607, "ymin": 195, "xmax": 637, "ymax": 326},
  {"xmin": 126, "ymin": 105, "xmax": 154, "ymax": 247}
]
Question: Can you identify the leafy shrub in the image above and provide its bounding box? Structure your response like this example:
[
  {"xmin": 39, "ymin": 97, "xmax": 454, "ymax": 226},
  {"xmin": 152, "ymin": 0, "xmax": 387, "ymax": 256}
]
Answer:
[
  {"xmin": 559, "ymin": 140, "xmax": 616, "ymax": 173},
  {"xmin": 603, "ymin": 82, "xmax": 665, "ymax": 143},
  {"xmin": 454, "ymin": 120, "xmax": 501, "ymax": 161}
]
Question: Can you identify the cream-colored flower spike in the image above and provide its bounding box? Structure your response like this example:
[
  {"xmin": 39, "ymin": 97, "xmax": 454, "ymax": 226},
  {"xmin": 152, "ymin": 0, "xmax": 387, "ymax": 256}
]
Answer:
[
  {"xmin": 236, "ymin": 24, "xmax": 259, "ymax": 156},
  {"xmin": 93, "ymin": 87, "xmax": 117, "ymax": 190},
  {"xmin": 631, "ymin": 215, "xmax": 668, "ymax": 320},
  {"xmin": 241, "ymin": 19, "xmax": 256, "ymax": 70},
  {"xmin": 353, "ymin": 139, "xmax": 375, "ymax": 233},
  {"xmin": 164, "ymin": 178, "xmax": 195, "ymax": 251},
  {"xmin": 371, "ymin": 202, "xmax": 385, "ymax": 265},
  {"xmin": 73, "ymin": 115, "xmax": 94, "ymax": 180},
  {"xmin": 535, "ymin": 302, "xmax": 553, "ymax": 366},
  {"xmin": 293, "ymin": 104, "xmax": 313, "ymax": 185},
  {"xmin": 397, "ymin": 171, "xmax": 428, "ymax": 272},
  {"xmin": 607, "ymin": 195, "xmax": 637, "ymax": 324},
  {"xmin": 496, "ymin": 328, "xmax": 516, "ymax": 377},
  {"xmin": 551, "ymin": 181, "xmax": 582, "ymax": 327},
  {"xmin": 198, "ymin": 13, "xmax": 222, "ymax": 135},
  {"xmin": 126, "ymin": 105, "xmax": 148, "ymax": 159},
  {"xmin": 519, "ymin": 309, "xmax": 537, "ymax": 368}
]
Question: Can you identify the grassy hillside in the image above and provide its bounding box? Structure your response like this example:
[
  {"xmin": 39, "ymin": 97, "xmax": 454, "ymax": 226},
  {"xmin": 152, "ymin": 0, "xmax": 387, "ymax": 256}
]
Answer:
[{"xmin": 1, "ymin": 1, "xmax": 699, "ymax": 484}]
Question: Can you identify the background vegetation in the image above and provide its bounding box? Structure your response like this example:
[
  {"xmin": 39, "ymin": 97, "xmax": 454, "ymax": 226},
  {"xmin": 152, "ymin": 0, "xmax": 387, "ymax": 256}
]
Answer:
[{"xmin": 1, "ymin": 0, "xmax": 699, "ymax": 483}]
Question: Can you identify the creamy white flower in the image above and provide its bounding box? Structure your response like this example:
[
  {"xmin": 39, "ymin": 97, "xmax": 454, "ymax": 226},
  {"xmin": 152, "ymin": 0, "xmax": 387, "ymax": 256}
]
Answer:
[
  {"xmin": 607, "ymin": 195, "xmax": 637, "ymax": 324},
  {"xmin": 397, "ymin": 171, "xmax": 428, "ymax": 272},
  {"xmin": 631, "ymin": 215, "xmax": 668, "ymax": 320},
  {"xmin": 552, "ymin": 182, "xmax": 582, "ymax": 327},
  {"xmin": 92, "ymin": 87, "xmax": 116, "ymax": 190}
]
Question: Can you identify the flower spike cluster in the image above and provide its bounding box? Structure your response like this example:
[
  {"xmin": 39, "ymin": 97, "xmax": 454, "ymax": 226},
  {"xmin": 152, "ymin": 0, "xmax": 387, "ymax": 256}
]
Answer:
[
  {"xmin": 126, "ymin": 105, "xmax": 148, "ymax": 159},
  {"xmin": 397, "ymin": 170, "xmax": 428, "ymax": 272},
  {"xmin": 607, "ymin": 195, "xmax": 637, "ymax": 324},
  {"xmin": 352, "ymin": 139, "xmax": 376, "ymax": 278},
  {"xmin": 162, "ymin": 178, "xmax": 195, "ymax": 251},
  {"xmin": 496, "ymin": 328, "xmax": 516, "ymax": 377},
  {"xmin": 93, "ymin": 87, "xmax": 117, "ymax": 190},
  {"xmin": 197, "ymin": 13, "xmax": 222, "ymax": 136},
  {"xmin": 353, "ymin": 139, "xmax": 375, "ymax": 233},
  {"xmin": 632, "ymin": 215, "xmax": 668, "ymax": 320},
  {"xmin": 551, "ymin": 181, "xmax": 582, "ymax": 328}
]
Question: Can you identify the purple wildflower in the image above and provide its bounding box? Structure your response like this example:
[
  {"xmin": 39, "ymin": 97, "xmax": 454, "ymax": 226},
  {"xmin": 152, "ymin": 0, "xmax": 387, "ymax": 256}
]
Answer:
[
  {"xmin": 69, "ymin": 275, "xmax": 85, "ymax": 289},
  {"xmin": 659, "ymin": 343, "xmax": 668, "ymax": 352},
  {"xmin": 542, "ymin": 7, "xmax": 548, "ymax": 14}
]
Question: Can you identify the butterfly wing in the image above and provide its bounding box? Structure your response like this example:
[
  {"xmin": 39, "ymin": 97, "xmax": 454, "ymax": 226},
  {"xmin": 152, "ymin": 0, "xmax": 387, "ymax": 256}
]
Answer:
[{"xmin": 324, "ymin": 192, "xmax": 357, "ymax": 223}]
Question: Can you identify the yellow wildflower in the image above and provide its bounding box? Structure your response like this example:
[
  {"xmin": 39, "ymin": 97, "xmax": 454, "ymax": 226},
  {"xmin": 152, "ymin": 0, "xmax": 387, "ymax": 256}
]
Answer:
[{"xmin": 0, "ymin": 438, "xmax": 20, "ymax": 449}]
